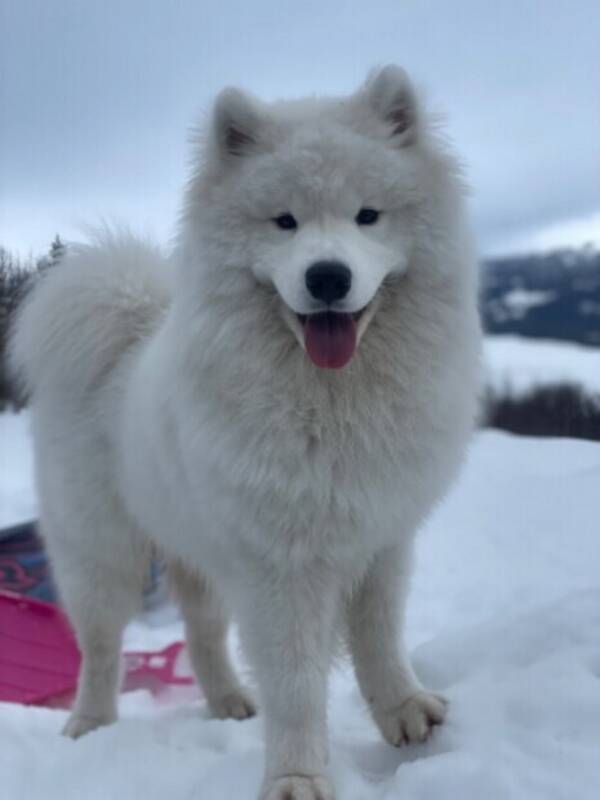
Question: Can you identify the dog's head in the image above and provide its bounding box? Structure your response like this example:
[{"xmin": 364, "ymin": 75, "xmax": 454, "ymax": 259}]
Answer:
[{"xmin": 189, "ymin": 66, "xmax": 453, "ymax": 369}]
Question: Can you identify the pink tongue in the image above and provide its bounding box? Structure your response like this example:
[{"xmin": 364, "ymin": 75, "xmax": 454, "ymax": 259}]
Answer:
[{"xmin": 304, "ymin": 312, "xmax": 357, "ymax": 369}]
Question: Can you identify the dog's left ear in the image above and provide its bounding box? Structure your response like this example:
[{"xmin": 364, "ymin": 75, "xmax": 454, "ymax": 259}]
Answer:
[{"xmin": 364, "ymin": 65, "xmax": 419, "ymax": 146}]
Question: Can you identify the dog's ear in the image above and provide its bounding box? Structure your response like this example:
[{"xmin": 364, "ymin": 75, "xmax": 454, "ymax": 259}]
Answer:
[
  {"xmin": 212, "ymin": 87, "xmax": 266, "ymax": 159},
  {"xmin": 364, "ymin": 65, "xmax": 419, "ymax": 146}
]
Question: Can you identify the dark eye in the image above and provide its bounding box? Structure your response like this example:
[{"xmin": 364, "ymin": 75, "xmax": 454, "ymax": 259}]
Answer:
[
  {"xmin": 355, "ymin": 208, "xmax": 380, "ymax": 226},
  {"xmin": 273, "ymin": 213, "xmax": 298, "ymax": 231}
]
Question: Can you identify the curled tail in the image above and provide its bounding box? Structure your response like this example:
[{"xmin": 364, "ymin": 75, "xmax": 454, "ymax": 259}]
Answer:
[{"xmin": 10, "ymin": 230, "xmax": 171, "ymax": 402}]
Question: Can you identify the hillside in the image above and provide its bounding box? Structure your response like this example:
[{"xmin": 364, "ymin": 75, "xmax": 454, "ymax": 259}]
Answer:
[{"xmin": 481, "ymin": 246, "xmax": 600, "ymax": 345}]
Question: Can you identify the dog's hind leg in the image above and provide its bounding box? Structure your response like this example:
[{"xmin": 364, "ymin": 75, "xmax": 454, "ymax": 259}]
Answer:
[
  {"xmin": 169, "ymin": 562, "xmax": 256, "ymax": 720},
  {"xmin": 346, "ymin": 541, "xmax": 447, "ymax": 747},
  {"xmin": 45, "ymin": 507, "xmax": 150, "ymax": 739}
]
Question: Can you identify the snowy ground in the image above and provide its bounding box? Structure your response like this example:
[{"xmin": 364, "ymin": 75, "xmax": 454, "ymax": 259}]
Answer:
[
  {"xmin": 1, "ymin": 410, "xmax": 600, "ymax": 798},
  {"xmin": 0, "ymin": 412, "xmax": 35, "ymax": 527},
  {"xmin": 485, "ymin": 334, "xmax": 600, "ymax": 397}
]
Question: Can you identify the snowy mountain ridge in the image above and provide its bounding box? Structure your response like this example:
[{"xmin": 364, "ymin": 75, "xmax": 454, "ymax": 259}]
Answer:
[{"xmin": 481, "ymin": 246, "xmax": 600, "ymax": 345}]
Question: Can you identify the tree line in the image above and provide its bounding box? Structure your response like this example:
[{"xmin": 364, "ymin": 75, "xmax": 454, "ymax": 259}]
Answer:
[{"xmin": 0, "ymin": 236, "xmax": 66, "ymax": 409}]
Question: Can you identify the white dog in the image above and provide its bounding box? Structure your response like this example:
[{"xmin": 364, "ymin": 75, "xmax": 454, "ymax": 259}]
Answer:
[{"xmin": 12, "ymin": 65, "xmax": 480, "ymax": 800}]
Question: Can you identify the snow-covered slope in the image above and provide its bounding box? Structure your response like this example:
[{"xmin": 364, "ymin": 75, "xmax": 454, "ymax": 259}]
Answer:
[
  {"xmin": 485, "ymin": 335, "xmax": 600, "ymax": 397},
  {"xmin": 0, "ymin": 412, "xmax": 35, "ymax": 527},
  {"xmin": 1, "ymin": 415, "xmax": 600, "ymax": 798}
]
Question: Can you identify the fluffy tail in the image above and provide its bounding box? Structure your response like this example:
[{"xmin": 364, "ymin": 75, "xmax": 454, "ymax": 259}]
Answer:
[{"xmin": 10, "ymin": 230, "xmax": 171, "ymax": 402}]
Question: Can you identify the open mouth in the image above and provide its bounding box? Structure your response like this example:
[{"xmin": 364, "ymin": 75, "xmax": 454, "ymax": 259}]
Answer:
[{"xmin": 296, "ymin": 307, "xmax": 367, "ymax": 369}]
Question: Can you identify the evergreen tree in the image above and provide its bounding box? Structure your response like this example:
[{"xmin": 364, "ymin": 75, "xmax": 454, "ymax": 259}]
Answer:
[
  {"xmin": 49, "ymin": 234, "xmax": 66, "ymax": 266},
  {"xmin": 0, "ymin": 247, "xmax": 32, "ymax": 409}
]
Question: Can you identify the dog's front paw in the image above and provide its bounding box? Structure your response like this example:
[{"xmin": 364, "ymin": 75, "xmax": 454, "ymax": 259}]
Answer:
[
  {"xmin": 62, "ymin": 712, "xmax": 115, "ymax": 739},
  {"xmin": 208, "ymin": 687, "xmax": 257, "ymax": 720},
  {"xmin": 374, "ymin": 691, "xmax": 447, "ymax": 747},
  {"xmin": 260, "ymin": 774, "xmax": 334, "ymax": 800}
]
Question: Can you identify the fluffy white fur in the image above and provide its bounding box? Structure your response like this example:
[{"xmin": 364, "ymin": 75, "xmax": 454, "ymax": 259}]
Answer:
[{"xmin": 11, "ymin": 66, "xmax": 481, "ymax": 800}]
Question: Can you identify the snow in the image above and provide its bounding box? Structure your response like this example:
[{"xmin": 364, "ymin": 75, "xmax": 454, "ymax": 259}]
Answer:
[
  {"xmin": 485, "ymin": 335, "xmax": 600, "ymax": 397},
  {"xmin": 0, "ymin": 412, "xmax": 36, "ymax": 527},
  {"xmin": 2, "ymin": 413, "xmax": 600, "ymax": 798},
  {"xmin": 501, "ymin": 287, "xmax": 556, "ymax": 319}
]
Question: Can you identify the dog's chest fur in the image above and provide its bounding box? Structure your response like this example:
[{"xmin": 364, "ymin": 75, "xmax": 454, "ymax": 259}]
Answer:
[{"xmin": 144, "ymin": 274, "xmax": 477, "ymax": 570}]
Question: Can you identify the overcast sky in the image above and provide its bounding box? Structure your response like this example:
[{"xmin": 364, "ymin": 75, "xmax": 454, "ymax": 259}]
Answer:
[{"xmin": 1, "ymin": 0, "xmax": 599, "ymax": 259}]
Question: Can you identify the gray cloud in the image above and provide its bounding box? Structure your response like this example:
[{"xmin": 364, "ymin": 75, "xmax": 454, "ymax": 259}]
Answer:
[{"xmin": 1, "ymin": 0, "xmax": 599, "ymax": 256}]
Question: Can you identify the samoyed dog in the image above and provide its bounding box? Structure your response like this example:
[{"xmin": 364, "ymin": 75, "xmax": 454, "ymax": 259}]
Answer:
[{"xmin": 12, "ymin": 65, "xmax": 480, "ymax": 800}]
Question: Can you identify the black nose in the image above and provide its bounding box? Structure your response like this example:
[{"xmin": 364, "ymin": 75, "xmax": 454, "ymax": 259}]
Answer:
[{"xmin": 305, "ymin": 261, "xmax": 352, "ymax": 304}]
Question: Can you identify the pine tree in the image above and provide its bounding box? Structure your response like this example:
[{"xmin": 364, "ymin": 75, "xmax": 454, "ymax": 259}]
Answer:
[
  {"xmin": 0, "ymin": 247, "xmax": 32, "ymax": 409},
  {"xmin": 49, "ymin": 234, "xmax": 66, "ymax": 266}
]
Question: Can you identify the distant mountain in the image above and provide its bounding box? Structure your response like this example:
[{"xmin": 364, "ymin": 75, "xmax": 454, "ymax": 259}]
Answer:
[{"xmin": 481, "ymin": 246, "xmax": 600, "ymax": 346}]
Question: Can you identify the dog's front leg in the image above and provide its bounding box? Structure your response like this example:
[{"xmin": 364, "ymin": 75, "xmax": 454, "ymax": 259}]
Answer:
[
  {"xmin": 347, "ymin": 542, "xmax": 447, "ymax": 747},
  {"xmin": 235, "ymin": 560, "xmax": 338, "ymax": 800}
]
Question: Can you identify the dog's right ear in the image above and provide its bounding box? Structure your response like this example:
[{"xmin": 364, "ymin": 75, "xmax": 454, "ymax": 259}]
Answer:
[{"xmin": 212, "ymin": 87, "xmax": 266, "ymax": 159}]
